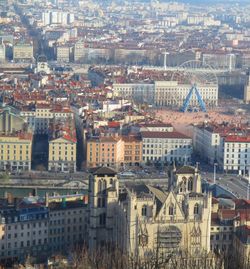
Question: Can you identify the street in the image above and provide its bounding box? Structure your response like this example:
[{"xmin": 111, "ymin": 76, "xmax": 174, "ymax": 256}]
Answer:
[{"xmin": 201, "ymin": 171, "xmax": 249, "ymax": 199}]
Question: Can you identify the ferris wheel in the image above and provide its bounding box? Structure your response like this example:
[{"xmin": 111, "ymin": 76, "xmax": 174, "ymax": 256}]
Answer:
[{"xmin": 171, "ymin": 60, "xmax": 218, "ymax": 112}]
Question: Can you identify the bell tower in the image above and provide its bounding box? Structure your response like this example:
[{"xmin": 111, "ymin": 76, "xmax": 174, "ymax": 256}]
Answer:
[{"xmin": 88, "ymin": 167, "xmax": 119, "ymax": 250}]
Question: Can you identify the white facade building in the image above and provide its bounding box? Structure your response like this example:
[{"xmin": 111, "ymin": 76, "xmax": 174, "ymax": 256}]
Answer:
[
  {"xmin": 193, "ymin": 123, "xmax": 250, "ymax": 174},
  {"xmin": 223, "ymin": 136, "xmax": 250, "ymax": 175},
  {"xmin": 114, "ymin": 80, "xmax": 218, "ymax": 109},
  {"xmin": 113, "ymin": 83, "xmax": 155, "ymax": 104},
  {"xmin": 141, "ymin": 131, "xmax": 193, "ymax": 165},
  {"xmin": 20, "ymin": 107, "xmax": 73, "ymax": 134},
  {"xmin": 193, "ymin": 124, "xmax": 223, "ymax": 165}
]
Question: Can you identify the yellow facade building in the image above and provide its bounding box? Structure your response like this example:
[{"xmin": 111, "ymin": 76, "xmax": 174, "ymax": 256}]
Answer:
[
  {"xmin": 48, "ymin": 136, "xmax": 76, "ymax": 173},
  {"xmin": 0, "ymin": 132, "xmax": 32, "ymax": 171},
  {"xmin": 13, "ymin": 42, "xmax": 34, "ymax": 62},
  {"xmin": 48, "ymin": 115, "xmax": 77, "ymax": 172}
]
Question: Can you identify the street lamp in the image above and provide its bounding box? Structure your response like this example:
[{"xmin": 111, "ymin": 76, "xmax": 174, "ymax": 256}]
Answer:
[{"xmin": 214, "ymin": 163, "xmax": 218, "ymax": 185}]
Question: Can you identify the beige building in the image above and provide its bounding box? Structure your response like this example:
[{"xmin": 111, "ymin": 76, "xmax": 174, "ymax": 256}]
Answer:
[
  {"xmin": 56, "ymin": 45, "xmax": 70, "ymax": 62},
  {"xmin": 88, "ymin": 165, "xmax": 212, "ymax": 257},
  {"xmin": 0, "ymin": 132, "xmax": 32, "ymax": 171},
  {"xmin": 13, "ymin": 42, "xmax": 33, "ymax": 62},
  {"xmin": 48, "ymin": 137, "xmax": 76, "ymax": 173},
  {"xmin": 48, "ymin": 116, "xmax": 77, "ymax": 172}
]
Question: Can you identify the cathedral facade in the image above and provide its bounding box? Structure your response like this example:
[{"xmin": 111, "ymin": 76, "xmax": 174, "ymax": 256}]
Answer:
[{"xmin": 88, "ymin": 165, "xmax": 212, "ymax": 257}]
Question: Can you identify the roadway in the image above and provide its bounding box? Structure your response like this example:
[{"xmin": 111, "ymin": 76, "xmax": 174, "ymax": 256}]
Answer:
[{"xmin": 201, "ymin": 171, "xmax": 249, "ymax": 199}]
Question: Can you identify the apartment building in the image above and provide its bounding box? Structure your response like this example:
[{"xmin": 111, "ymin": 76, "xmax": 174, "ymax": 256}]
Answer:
[
  {"xmin": 20, "ymin": 105, "xmax": 74, "ymax": 134},
  {"xmin": 141, "ymin": 131, "xmax": 192, "ymax": 165},
  {"xmin": 0, "ymin": 194, "xmax": 87, "ymax": 264},
  {"xmin": 13, "ymin": 42, "xmax": 33, "ymax": 62},
  {"xmin": 193, "ymin": 123, "xmax": 250, "ymax": 174},
  {"xmin": 73, "ymin": 41, "xmax": 86, "ymax": 62},
  {"xmin": 56, "ymin": 45, "xmax": 70, "ymax": 63},
  {"xmin": 223, "ymin": 135, "xmax": 250, "ymax": 175},
  {"xmin": 210, "ymin": 199, "xmax": 250, "ymax": 269},
  {"xmin": 48, "ymin": 119, "xmax": 77, "ymax": 173},
  {"xmin": 210, "ymin": 209, "xmax": 234, "ymax": 252},
  {"xmin": 48, "ymin": 200, "xmax": 87, "ymax": 253},
  {"xmin": 193, "ymin": 123, "xmax": 223, "ymax": 165},
  {"xmin": 202, "ymin": 52, "xmax": 236, "ymax": 70},
  {"xmin": 122, "ymin": 135, "xmax": 142, "ymax": 166},
  {"xmin": 86, "ymin": 134, "xmax": 123, "ymax": 169},
  {"xmin": 0, "ymin": 132, "xmax": 32, "ymax": 171},
  {"xmin": 0, "ymin": 199, "xmax": 49, "ymax": 263}
]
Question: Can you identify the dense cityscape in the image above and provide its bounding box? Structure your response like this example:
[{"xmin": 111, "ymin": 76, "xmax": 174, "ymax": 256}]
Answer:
[{"xmin": 0, "ymin": 0, "xmax": 250, "ymax": 268}]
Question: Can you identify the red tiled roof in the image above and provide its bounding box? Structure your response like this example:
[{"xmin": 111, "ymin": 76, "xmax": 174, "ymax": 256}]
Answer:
[
  {"xmin": 108, "ymin": 121, "xmax": 120, "ymax": 128},
  {"xmin": 225, "ymin": 135, "xmax": 250, "ymax": 143},
  {"xmin": 141, "ymin": 131, "xmax": 190, "ymax": 139}
]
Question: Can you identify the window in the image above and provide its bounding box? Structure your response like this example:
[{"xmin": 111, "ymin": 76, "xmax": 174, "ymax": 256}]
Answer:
[
  {"xmin": 142, "ymin": 205, "xmax": 147, "ymax": 216},
  {"xmin": 99, "ymin": 213, "xmax": 106, "ymax": 226},
  {"xmin": 169, "ymin": 203, "xmax": 174, "ymax": 216},
  {"xmin": 98, "ymin": 180, "xmax": 102, "ymax": 192},
  {"xmin": 97, "ymin": 197, "xmax": 102, "ymax": 208},
  {"xmin": 194, "ymin": 203, "xmax": 199, "ymax": 215},
  {"xmin": 188, "ymin": 178, "xmax": 193, "ymax": 191}
]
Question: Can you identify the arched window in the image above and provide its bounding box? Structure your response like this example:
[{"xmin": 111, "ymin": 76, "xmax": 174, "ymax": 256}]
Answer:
[
  {"xmin": 169, "ymin": 203, "xmax": 174, "ymax": 216},
  {"xmin": 97, "ymin": 197, "xmax": 101, "ymax": 207},
  {"xmin": 182, "ymin": 177, "xmax": 187, "ymax": 192},
  {"xmin": 188, "ymin": 178, "xmax": 193, "ymax": 191},
  {"xmin": 194, "ymin": 203, "xmax": 199, "ymax": 215},
  {"xmin": 102, "ymin": 180, "xmax": 107, "ymax": 190},
  {"xmin": 98, "ymin": 180, "xmax": 102, "ymax": 192},
  {"xmin": 142, "ymin": 205, "xmax": 147, "ymax": 216}
]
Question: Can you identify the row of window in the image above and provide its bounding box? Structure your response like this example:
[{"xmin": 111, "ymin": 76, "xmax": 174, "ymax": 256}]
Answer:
[
  {"xmin": 210, "ymin": 234, "xmax": 232, "ymax": 241},
  {"xmin": 49, "ymin": 217, "xmax": 82, "ymax": 225}
]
